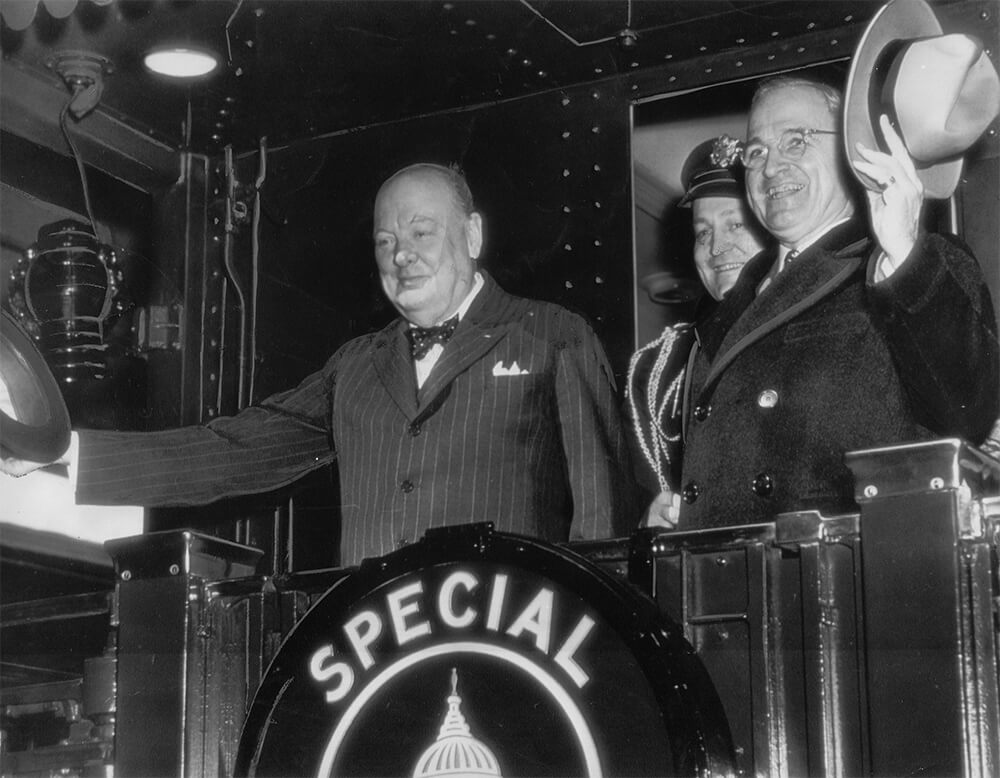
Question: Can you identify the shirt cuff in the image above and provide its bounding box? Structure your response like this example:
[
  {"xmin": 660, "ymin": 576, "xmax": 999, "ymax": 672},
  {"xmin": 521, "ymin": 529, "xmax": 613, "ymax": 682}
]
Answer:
[
  {"xmin": 65, "ymin": 430, "xmax": 80, "ymax": 493},
  {"xmin": 872, "ymin": 250, "xmax": 899, "ymax": 283}
]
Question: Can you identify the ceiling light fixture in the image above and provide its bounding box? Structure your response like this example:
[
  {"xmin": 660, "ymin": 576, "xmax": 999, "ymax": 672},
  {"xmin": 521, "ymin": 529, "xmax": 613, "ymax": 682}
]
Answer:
[{"xmin": 143, "ymin": 47, "xmax": 219, "ymax": 78}]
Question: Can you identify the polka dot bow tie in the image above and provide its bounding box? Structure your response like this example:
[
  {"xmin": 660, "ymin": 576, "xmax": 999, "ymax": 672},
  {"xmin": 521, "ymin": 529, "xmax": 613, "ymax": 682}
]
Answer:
[{"xmin": 406, "ymin": 315, "xmax": 459, "ymax": 360}]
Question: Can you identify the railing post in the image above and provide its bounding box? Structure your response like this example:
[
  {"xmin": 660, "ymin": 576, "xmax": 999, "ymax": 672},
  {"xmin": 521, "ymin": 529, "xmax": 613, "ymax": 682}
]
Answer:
[
  {"xmin": 104, "ymin": 530, "xmax": 261, "ymax": 778},
  {"xmin": 846, "ymin": 439, "xmax": 1000, "ymax": 778}
]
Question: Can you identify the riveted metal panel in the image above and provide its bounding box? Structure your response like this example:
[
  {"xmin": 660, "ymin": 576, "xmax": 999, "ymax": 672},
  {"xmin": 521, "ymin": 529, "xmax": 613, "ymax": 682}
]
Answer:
[
  {"xmin": 628, "ymin": 514, "xmax": 868, "ymax": 778},
  {"xmin": 249, "ymin": 79, "xmax": 634, "ymax": 390}
]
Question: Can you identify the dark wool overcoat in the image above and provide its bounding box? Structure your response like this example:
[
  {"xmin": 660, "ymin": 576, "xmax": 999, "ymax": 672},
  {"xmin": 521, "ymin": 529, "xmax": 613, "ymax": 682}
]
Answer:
[
  {"xmin": 678, "ymin": 219, "xmax": 999, "ymax": 528},
  {"xmin": 77, "ymin": 274, "xmax": 635, "ymax": 565}
]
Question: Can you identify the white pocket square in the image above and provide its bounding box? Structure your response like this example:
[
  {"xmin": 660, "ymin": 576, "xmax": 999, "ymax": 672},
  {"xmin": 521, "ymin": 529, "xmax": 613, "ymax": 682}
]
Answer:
[{"xmin": 492, "ymin": 360, "xmax": 530, "ymax": 376}]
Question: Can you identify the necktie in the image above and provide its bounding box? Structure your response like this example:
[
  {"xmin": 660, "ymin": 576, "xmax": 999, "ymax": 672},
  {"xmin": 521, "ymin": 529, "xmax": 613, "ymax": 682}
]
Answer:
[{"xmin": 406, "ymin": 316, "xmax": 459, "ymax": 360}]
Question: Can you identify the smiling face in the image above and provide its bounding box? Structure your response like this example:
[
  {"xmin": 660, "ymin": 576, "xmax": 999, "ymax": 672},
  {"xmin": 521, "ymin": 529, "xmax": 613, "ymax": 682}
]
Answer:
[
  {"xmin": 373, "ymin": 167, "xmax": 482, "ymax": 327},
  {"xmin": 745, "ymin": 83, "xmax": 855, "ymax": 247},
  {"xmin": 691, "ymin": 196, "xmax": 765, "ymax": 300}
]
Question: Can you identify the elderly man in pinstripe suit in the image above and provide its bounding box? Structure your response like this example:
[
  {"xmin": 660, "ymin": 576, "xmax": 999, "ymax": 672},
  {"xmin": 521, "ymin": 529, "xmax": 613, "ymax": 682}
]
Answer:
[{"xmin": 4, "ymin": 163, "xmax": 634, "ymax": 566}]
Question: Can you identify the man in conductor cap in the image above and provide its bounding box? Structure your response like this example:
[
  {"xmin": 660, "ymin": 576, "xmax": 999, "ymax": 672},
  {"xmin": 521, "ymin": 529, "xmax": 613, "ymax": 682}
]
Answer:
[
  {"xmin": 628, "ymin": 135, "xmax": 767, "ymax": 524},
  {"xmin": 660, "ymin": 0, "xmax": 1000, "ymax": 529}
]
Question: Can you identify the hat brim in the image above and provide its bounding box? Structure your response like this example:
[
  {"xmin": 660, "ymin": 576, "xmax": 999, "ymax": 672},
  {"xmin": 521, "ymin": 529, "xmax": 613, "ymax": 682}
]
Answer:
[
  {"xmin": 640, "ymin": 272, "xmax": 703, "ymax": 305},
  {"xmin": 844, "ymin": 0, "xmax": 961, "ymax": 198},
  {"xmin": 0, "ymin": 310, "xmax": 71, "ymax": 462},
  {"xmin": 677, "ymin": 179, "xmax": 744, "ymax": 208}
]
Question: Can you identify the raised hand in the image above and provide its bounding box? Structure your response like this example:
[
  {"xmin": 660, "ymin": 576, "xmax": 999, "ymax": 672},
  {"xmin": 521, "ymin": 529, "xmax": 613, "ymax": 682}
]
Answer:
[{"xmin": 852, "ymin": 114, "xmax": 924, "ymax": 272}]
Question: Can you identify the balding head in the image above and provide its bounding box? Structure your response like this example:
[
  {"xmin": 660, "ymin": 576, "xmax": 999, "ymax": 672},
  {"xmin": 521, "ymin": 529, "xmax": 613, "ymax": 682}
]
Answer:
[{"xmin": 373, "ymin": 163, "xmax": 482, "ymax": 327}]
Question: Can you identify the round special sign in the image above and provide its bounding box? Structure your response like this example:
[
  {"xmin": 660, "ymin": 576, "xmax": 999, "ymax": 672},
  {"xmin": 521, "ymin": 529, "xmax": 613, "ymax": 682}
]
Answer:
[{"xmin": 235, "ymin": 524, "xmax": 733, "ymax": 777}]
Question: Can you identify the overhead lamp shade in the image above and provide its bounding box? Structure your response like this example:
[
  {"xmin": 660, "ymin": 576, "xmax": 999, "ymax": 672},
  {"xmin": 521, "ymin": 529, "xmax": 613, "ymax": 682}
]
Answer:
[{"xmin": 144, "ymin": 46, "xmax": 219, "ymax": 78}]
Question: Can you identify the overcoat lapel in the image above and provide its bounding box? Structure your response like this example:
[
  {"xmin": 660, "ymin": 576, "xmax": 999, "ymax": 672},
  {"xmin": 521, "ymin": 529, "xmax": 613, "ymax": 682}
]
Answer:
[
  {"xmin": 695, "ymin": 249, "xmax": 775, "ymax": 362},
  {"xmin": 372, "ymin": 321, "xmax": 420, "ymax": 420},
  {"xmin": 417, "ymin": 274, "xmax": 511, "ymax": 411},
  {"xmin": 698, "ymin": 219, "xmax": 871, "ymax": 395}
]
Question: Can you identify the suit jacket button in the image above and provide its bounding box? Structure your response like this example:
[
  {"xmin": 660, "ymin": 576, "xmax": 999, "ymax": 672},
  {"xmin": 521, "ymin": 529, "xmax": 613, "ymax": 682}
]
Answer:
[
  {"xmin": 409, "ymin": 422, "xmax": 422, "ymax": 437},
  {"xmin": 751, "ymin": 472, "xmax": 774, "ymax": 497},
  {"xmin": 693, "ymin": 404, "xmax": 711, "ymax": 422},
  {"xmin": 400, "ymin": 479, "xmax": 415, "ymax": 493},
  {"xmin": 681, "ymin": 481, "xmax": 701, "ymax": 504},
  {"xmin": 757, "ymin": 389, "xmax": 779, "ymax": 408}
]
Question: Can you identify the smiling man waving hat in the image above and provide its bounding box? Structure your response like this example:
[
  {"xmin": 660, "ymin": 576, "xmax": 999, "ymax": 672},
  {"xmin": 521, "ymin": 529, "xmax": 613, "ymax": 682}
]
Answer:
[{"xmin": 844, "ymin": 0, "xmax": 1000, "ymax": 198}]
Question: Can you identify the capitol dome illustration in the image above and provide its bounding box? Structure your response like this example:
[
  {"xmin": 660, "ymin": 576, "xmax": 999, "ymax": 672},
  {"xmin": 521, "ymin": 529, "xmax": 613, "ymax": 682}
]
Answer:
[{"xmin": 412, "ymin": 668, "xmax": 503, "ymax": 777}]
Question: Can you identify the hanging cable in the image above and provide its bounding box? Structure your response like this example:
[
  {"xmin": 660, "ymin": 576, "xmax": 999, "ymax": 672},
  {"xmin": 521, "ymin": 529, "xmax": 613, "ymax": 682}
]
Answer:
[
  {"xmin": 248, "ymin": 136, "xmax": 267, "ymax": 404},
  {"xmin": 58, "ymin": 93, "xmax": 101, "ymax": 242},
  {"xmin": 225, "ymin": 0, "xmax": 245, "ymax": 65},
  {"xmin": 222, "ymin": 144, "xmax": 250, "ymax": 408},
  {"xmin": 518, "ymin": 0, "xmax": 633, "ymax": 47}
]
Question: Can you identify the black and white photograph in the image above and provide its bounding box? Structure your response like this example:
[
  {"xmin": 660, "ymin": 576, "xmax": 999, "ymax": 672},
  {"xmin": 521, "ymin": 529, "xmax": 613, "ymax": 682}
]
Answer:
[{"xmin": 1, "ymin": 1, "xmax": 998, "ymax": 776}]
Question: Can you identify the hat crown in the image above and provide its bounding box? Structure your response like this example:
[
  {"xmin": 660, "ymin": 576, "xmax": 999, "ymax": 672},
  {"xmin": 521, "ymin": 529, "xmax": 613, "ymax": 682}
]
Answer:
[{"xmin": 891, "ymin": 35, "xmax": 1000, "ymax": 161}]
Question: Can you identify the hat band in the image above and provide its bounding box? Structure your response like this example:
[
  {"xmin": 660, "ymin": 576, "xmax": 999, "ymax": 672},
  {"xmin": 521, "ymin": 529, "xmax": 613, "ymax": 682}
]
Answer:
[
  {"xmin": 869, "ymin": 38, "xmax": 911, "ymax": 153},
  {"xmin": 690, "ymin": 169, "xmax": 737, "ymax": 186}
]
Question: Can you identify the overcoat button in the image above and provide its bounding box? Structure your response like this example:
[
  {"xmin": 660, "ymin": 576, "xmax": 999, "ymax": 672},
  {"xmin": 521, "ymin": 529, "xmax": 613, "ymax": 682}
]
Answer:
[
  {"xmin": 751, "ymin": 472, "xmax": 775, "ymax": 497},
  {"xmin": 757, "ymin": 389, "xmax": 779, "ymax": 408},
  {"xmin": 400, "ymin": 479, "xmax": 415, "ymax": 493},
  {"xmin": 693, "ymin": 404, "xmax": 711, "ymax": 422},
  {"xmin": 681, "ymin": 481, "xmax": 701, "ymax": 504}
]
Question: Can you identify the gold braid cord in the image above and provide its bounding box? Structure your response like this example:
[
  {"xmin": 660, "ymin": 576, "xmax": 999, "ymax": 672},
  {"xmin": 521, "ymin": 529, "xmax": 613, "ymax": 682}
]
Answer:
[{"xmin": 626, "ymin": 323, "xmax": 689, "ymax": 493}]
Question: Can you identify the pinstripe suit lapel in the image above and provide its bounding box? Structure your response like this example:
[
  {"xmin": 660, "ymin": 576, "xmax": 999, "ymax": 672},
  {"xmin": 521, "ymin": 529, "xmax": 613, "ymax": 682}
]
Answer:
[
  {"xmin": 417, "ymin": 274, "xmax": 512, "ymax": 412},
  {"xmin": 417, "ymin": 320, "xmax": 510, "ymax": 410},
  {"xmin": 372, "ymin": 321, "xmax": 420, "ymax": 419}
]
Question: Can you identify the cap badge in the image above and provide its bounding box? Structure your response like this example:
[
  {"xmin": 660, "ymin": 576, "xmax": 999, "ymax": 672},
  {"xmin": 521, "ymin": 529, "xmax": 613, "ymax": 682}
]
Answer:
[{"xmin": 710, "ymin": 134, "xmax": 743, "ymax": 168}]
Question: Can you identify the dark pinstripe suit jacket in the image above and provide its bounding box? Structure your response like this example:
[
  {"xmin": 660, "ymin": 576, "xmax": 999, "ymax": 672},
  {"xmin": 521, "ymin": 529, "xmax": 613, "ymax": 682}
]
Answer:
[{"xmin": 77, "ymin": 274, "xmax": 635, "ymax": 565}]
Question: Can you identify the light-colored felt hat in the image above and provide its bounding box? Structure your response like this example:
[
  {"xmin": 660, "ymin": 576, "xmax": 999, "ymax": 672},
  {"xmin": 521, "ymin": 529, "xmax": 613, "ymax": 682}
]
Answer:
[{"xmin": 844, "ymin": 0, "xmax": 1000, "ymax": 198}]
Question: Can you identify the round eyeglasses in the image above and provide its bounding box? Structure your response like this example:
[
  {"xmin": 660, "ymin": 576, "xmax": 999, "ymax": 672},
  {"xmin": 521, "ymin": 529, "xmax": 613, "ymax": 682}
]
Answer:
[{"xmin": 741, "ymin": 128, "xmax": 838, "ymax": 170}]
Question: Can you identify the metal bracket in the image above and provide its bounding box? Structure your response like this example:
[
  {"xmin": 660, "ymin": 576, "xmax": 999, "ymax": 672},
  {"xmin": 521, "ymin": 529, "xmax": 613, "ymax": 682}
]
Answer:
[{"xmin": 135, "ymin": 304, "xmax": 183, "ymax": 352}]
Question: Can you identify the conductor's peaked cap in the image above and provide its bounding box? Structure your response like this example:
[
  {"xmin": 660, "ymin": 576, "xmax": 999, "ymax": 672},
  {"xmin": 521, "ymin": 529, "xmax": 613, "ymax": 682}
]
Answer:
[{"xmin": 678, "ymin": 135, "xmax": 746, "ymax": 208}]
